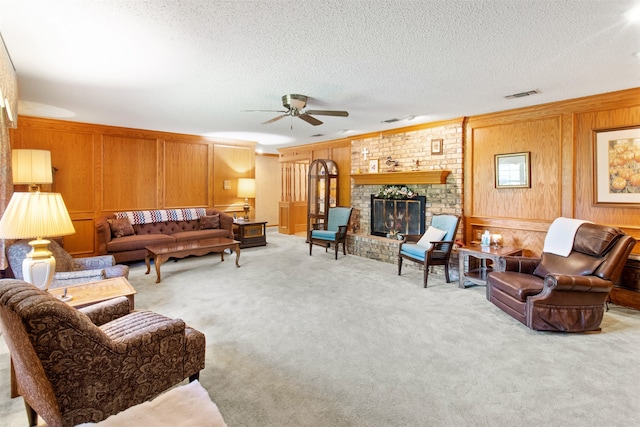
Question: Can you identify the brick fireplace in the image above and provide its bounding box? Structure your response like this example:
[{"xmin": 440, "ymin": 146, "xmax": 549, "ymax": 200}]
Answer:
[{"xmin": 346, "ymin": 118, "xmax": 464, "ymax": 266}]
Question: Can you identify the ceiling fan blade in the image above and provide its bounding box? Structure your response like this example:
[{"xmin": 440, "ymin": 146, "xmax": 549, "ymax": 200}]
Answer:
[
  {"xmin": 242, "ymin": 109, "xmax": 288, "ymax": 113},
  {"xmin": 305, "ymin": 109, "xmax": 349, "ymax": 117},
  {"xmin": 298, "ymin": 113, "xmax": 323, "ymax": 126},
  {"xmin": 262, "ymin": 114, "xmax": 288, "ymax": 125}
]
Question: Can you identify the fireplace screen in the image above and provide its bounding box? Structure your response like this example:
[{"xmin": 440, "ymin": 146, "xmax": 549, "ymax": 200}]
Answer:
[{"xmin": 370, "ymin": 195, "xmax": 426, "ymax": 237}]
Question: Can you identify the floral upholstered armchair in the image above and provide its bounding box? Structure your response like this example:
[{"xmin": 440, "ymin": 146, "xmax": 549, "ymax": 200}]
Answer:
[
  {"xmin": 6, "ymin": 239, "xmax": 129, "ymax": 288},
  {"xmin": 0, "ymin": 279, "xmax": 206, "ymax": 427}
]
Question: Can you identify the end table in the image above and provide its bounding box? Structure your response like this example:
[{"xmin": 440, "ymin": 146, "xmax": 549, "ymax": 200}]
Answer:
[
  {"xmin": 458, "ymin": 244, "xmax": 523, "ymax": 288},
  {"xmin": 233, "ymin": 220, "xmax": 268, "ymax": 248}
]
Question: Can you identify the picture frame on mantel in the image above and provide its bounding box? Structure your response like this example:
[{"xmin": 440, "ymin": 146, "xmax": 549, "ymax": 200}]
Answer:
[
  {"xmin": 431, "ymin": 139, "xmax": 443, "ymax": 155},
  {"xmin": 368, "ymin": 158, "xmax": 379, "ymax": 173},
  {"xmin": 593, "ymin": 125, "xmax": 640, "ymax": 206}
]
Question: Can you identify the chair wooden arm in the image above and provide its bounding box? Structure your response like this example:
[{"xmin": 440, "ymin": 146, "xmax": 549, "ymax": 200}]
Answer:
[
  {"xmin": 431, "ymin": 239, "xmax": 455, "ymax": 253},
  {"xmin": 402, "ymin": 234, "xmax": 422, "ymax": 243}
]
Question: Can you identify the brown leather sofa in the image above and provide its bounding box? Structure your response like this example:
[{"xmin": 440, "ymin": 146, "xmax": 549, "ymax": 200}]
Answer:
[
  {"xmin": 96, "ymin": 208, "xmax": 233, "ymax": 263},
  {"xmin": 486, "ymin": 223, "xmax": 636, "ymax": 332},
  {"xmin": 0, "ymin": 279, "xmax": 206, "ymax": 427}
]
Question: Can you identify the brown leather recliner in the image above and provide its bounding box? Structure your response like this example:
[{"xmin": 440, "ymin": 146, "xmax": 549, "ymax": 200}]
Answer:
[
  {"xmin": 486, "ymin": 223, "xmax": 636, "ymax": 332},
  {"xmin": 0, "ymin": 279, "xmax": 206, "ymax": 427}
]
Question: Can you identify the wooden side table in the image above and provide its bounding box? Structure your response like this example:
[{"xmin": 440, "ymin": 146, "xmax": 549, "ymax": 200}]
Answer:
[
  {"xmin": 48, "ymin": 276, "xmax": 137, "ymax": 309},
  {"xmin": 458, "ymin": 245, "xmax": 523, "ymax": 288},
  {"xmin": 233, "ymin": 220, "xmax": 268, "ymax": 248}
]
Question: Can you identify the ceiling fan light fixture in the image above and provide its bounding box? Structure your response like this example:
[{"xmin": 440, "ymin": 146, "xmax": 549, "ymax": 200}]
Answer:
[{"xmin": 282, "ymin": 94, "xmax": 307, "ymax": 110}]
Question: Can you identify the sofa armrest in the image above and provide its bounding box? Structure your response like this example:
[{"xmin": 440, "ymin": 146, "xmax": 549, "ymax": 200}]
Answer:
[
  {"xmin": 52, "ymin": 269, "xmax": 106, "ymax": 286},
  {"xmin": 499, "ymin": 256, "xmax": 540, "ymax": 274},
  {"xmin": 74, "ymin": 255, "xmax": 116, "ymax": 269},
  {"xmin": 527, "ymin": 274, "xmax": 613, "ymax": 307},
  {"xmin": 526, "ymin": 273, "xmax": 614, "ymax": 332},
  {"xmin": 79, "ymin": 296, "xmax": 131, "ymax": 326},
  {"xmin": 101, "ymin": 312, "xmax": 187, "ymax": 353},
  {"xmin": 95, "ymin": 216, "xmax": 113, "ymax": 255},
  {"xmin": 209, "ymin": 209, "xmax": 233, "ymax": 238},
  {"xmin": 543, "ymin": 273, "xmax": 613, "ymax": 293}
]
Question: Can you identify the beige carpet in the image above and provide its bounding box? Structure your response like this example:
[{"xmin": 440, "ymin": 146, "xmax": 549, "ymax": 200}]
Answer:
[
  {"xmin": 76, "ymin": 380, "xmax": 226, "ymax": 427},
  {"xmin": 2, "ymin": 229, "xmax": 640, "ymax": 426}
]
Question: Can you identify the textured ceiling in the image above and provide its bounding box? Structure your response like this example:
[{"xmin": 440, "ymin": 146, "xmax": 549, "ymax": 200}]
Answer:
[{"xmin": 1, "ymin": 0, "xmax": 639, "ymax": 153}]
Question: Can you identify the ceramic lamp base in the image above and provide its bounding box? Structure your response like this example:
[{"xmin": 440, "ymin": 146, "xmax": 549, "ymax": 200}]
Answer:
[{"xmin": 23, "ymin": 239, "xmax": 56, "ymax": 291}]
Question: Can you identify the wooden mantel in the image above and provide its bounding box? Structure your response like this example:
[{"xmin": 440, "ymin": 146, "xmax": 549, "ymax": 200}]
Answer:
[{"xmin": 350, "ymin": 170, "xmax": 450, "ymax": 185}]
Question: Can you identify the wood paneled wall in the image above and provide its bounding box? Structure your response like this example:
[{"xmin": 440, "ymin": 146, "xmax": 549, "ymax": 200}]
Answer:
[
  {"xmin": 277, "ymin": 139, "xmax": 351, "ymax": 234},
  {"xmin": 9, "ymin": 117, "xmax": 255, "ymax": 256},
  {"xmin": 465, "ymin": 87, "xmax": 640, "ymax": 256}
]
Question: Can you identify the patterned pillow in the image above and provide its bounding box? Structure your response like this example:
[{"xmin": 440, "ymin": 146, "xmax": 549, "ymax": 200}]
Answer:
[
  {"xmin": 200, "ymin": 214, "xmax": 220, "ymax": 230},
  {"xmin": 107, "ymin": 218, "xmax": 135, "ymax": 238}
]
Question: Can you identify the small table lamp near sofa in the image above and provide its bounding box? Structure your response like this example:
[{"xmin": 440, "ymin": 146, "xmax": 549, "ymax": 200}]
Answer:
[
  {"xmin": 237, "ymin": 178, "xmax": 256, "ymax": 220},
  {"xmin": 0, "ymin": 191, "xmax": 75, "ymax": 290}
]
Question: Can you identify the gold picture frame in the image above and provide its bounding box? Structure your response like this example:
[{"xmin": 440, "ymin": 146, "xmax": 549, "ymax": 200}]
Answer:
[
  {"xmin": 368, "ymin": 158, "xmax": 379, "ymax": 173},
  {"xmin": 495, "ymin": 152, "xmax": 531, "ymax": 188},
  {"xmin": 593, "ymin": 126, "xmax": 640, "ymax": 206}
]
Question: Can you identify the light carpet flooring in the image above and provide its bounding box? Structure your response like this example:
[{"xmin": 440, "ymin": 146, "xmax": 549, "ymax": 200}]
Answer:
[{"xmin": 2, "ymin": 229, "xmax": 640, "ymax": 426}]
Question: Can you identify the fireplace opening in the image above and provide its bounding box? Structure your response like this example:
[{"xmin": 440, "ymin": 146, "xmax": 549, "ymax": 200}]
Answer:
[{"xmin": 370, "ymin": 195, "xmax": 426, "ymax": 237}]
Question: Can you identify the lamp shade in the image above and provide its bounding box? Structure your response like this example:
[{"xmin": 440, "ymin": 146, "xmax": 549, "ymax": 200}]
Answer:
[
  {"xmin": 237, "ymin": 178, "xmax": 256, "ymax": 198},
  {"xmin": 0, "ymin": 192, "xmax": 75, "ymax": 239},
  {"xmin": 12, "ymin": 149, "xmax": 53, "ymax": 185}
]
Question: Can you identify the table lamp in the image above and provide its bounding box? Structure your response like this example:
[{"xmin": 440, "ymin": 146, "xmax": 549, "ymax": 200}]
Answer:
[
  {"xmin": 237, "ymin": 178, "xmax": 256, "ymax": 220},
  {"xmin": 12, "ymin": 149, "xmax": 53, "ymax": 192},
  {"xmin": 0, "ymin": 192, "xmax": 75, "ymax": 290}
]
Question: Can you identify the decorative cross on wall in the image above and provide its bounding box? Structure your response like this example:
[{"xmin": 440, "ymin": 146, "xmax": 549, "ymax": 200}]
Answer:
[{"xmin": 362, "ymin": 147, "xmax": 369, "ymax": 160}]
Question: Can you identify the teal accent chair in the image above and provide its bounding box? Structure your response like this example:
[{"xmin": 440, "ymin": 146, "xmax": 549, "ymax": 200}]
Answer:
[
  {"xmin": 398, "ymin": 214, "xmax": 460, "ymax": 287},
  {"xmin": 309, "ymin": 207, "xmax": 353, "ymax": 259}
]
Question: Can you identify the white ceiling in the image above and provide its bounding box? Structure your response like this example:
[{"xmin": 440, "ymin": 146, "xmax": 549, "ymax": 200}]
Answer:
[{"xmin": 1, "ymin": 1, "xmax": 639, "ymax": 153}]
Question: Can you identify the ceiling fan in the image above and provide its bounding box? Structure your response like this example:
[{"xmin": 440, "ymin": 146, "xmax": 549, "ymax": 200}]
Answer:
[{"xmin": 245, "ymin": 94, "xmax": 349, "ymax": 127}]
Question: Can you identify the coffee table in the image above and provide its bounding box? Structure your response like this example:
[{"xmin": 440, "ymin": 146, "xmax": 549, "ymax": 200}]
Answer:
[
  {"xmin": 145, "ymin": 238, "xmax": 241, "ymax": 283},
  {"xmin": 458, "ymin": 244, "xmax": 523, "ymax": 288},
  {"xmin": 48, "ymin": 276, "xmax": 137, "ymax": 309}
]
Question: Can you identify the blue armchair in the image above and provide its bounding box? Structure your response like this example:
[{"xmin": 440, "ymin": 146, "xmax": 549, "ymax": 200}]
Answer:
[
  {"xmin": 398, "ymin": 214, "xmax": 460, "ymax": 287},
  {"xmin": 309, "ymin": 207, "xmax": 353, "ymax": 260}
]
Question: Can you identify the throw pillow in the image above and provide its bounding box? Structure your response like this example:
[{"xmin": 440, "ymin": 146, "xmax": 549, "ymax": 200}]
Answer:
[
  {"xmin": 416, "ymin": 226, "xmax": 446, "ymax": 250},
  {"xmin": 107, "ymin": 218, "xmax": 135, "ymax": 238},
  {"xmin": 200, "ymin": 214, "xmax": 220, "ymax": 230}
]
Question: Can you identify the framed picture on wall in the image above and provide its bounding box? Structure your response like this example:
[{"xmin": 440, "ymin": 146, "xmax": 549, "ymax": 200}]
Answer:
[
  {"xmin": 369, "ymin": 158, "xmax": 379, "ymax": 173},
  {"xmin": 1, "ymin": 33, "xmax": 18, "ymax": 129},
  {"xmin": 593, "ymin": 126, "xmax": 640, "ymax": 206},
  {"xmin": 431, "ymin": 139, "xmax": 443, "ymax": 155},
  {"xmin": 495, "ymin": 152, "xmax": 531, "ymax": 188}
]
